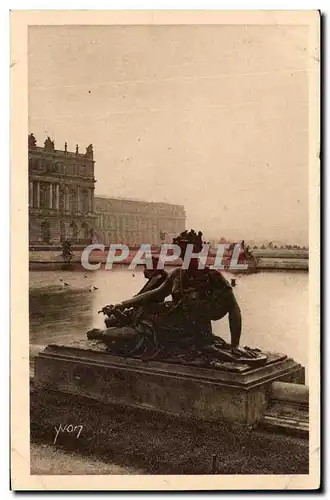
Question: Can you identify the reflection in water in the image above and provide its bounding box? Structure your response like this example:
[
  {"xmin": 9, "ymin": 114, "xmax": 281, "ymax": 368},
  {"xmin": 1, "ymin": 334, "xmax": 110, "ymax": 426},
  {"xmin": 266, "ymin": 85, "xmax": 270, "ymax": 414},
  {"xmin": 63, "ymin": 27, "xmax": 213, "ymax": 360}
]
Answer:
[{"xmin": 29, "ymin": 268, "xmax": 308, "ymax": 371}]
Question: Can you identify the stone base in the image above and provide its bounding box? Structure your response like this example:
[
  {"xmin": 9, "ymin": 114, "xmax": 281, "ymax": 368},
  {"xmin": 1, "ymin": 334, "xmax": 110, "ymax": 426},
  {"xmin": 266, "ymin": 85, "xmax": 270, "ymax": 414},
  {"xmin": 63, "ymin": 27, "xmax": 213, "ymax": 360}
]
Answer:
[{"xmin": 34, "ymin": 340, "xmax": 305, "ymax": 426}]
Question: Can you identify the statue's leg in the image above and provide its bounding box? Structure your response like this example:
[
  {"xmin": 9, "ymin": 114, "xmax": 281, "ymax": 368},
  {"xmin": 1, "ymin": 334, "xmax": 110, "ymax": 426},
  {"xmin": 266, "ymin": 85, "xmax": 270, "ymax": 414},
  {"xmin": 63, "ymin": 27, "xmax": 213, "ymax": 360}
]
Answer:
[{"xmin": 87, "ymin": 326, "xmax": 137, "ymax": 344}]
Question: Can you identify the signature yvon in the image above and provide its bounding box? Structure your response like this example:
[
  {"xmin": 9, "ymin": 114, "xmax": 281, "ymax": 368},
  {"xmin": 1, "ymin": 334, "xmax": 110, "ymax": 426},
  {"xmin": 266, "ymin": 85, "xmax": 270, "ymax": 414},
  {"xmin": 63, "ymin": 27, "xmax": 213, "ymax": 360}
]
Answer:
[{"xmin": 54, "ymin": 424, "xmax": 83, "ymax": 444}]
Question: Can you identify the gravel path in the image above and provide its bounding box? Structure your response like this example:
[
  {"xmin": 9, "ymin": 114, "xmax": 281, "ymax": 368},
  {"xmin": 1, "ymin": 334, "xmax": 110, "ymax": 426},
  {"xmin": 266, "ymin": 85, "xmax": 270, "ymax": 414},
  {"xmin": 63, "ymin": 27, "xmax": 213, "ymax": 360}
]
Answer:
[{"xmin": 30, "ymin": 443, "xmax": 141, "ymax": 475}]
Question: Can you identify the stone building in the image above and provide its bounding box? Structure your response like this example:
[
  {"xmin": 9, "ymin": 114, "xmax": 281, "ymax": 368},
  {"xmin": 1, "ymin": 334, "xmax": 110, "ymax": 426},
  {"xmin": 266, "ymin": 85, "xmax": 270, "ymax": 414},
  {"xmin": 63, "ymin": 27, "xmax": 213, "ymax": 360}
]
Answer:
[
  {"xmin": 28, "ymin": 134, "xmax": 96, "ymax": 245},
  {"xmin": 95, "ymin": 196, "xmax": 186, "ymax": 246}
]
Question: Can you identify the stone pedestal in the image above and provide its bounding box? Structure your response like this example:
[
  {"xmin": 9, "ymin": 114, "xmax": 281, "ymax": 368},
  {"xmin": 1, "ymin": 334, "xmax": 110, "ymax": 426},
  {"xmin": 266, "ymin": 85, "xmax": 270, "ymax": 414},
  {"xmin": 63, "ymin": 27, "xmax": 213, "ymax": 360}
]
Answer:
[{"xmin": 34, "ymin": 340, "xmax": 305, "ymax": 426}]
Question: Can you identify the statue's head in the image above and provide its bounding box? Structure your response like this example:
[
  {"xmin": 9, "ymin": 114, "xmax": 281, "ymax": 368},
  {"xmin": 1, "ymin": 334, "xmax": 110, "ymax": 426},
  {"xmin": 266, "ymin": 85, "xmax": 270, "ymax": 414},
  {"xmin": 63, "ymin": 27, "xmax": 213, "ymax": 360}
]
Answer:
[{"xmin": 173, "ymin": 229, "xmax": 204, "ymax": 258}]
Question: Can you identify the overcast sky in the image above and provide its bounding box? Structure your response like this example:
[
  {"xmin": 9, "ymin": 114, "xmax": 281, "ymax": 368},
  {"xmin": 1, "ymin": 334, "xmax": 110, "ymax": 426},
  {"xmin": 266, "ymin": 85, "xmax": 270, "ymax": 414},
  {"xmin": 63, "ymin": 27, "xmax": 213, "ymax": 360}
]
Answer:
[{"xmin": 28, "ymin": 24, "xmax": 309, "ymax": 244}]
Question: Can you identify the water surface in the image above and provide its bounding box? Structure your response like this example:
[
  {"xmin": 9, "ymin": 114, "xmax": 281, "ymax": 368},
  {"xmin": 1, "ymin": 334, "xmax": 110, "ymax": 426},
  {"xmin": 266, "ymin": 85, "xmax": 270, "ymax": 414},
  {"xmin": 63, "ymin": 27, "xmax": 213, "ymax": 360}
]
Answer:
[{"xmin": 29, "ymin": 268, "xmax": 308, "ymax": 370}]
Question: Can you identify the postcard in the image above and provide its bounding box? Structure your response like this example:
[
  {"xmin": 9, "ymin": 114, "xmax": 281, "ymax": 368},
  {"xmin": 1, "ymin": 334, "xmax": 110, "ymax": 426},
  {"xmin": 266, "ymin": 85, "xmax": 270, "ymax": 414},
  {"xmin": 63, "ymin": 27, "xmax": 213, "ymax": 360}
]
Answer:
[{"xmin": 11, "ymin": 10, "xmax": 320, "ymax": 491}]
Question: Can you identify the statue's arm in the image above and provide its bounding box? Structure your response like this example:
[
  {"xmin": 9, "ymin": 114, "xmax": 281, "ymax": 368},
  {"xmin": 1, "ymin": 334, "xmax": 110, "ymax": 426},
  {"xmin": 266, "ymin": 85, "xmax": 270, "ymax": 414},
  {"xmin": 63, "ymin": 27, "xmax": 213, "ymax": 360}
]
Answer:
[
  {"xmin": 208, "ymin": 268, "xmax": 232, "ymax": 289},
  {"xmin": 121, "ymin": 273, "xmax": 174, "ymax": 308}
]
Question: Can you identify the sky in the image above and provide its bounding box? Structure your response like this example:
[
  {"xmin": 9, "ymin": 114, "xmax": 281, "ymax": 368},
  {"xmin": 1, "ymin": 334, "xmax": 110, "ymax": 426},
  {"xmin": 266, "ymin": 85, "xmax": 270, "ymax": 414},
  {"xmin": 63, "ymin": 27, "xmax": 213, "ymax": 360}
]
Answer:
[{"xmin": 28, "ymin": 24, "xmax": 309, "ymax": 245}]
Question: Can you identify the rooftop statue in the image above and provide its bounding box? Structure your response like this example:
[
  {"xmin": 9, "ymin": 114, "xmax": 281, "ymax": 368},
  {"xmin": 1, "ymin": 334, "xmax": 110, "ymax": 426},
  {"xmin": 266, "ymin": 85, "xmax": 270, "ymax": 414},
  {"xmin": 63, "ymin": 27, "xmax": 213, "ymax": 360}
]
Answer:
[
  {"xmin": 44, "ymin": 136, "xmax": 55, "ymax": 152},
  {"xmin": 85, "ymin": 144, "xmax": 94, "ymax": 159},
  {"xmin": 87, "ymin": 230, "xmax": 268, "ymax": 368},
  {"xmin": 28, "ymin": 133, "xmax": 37, "ymax": 149}
]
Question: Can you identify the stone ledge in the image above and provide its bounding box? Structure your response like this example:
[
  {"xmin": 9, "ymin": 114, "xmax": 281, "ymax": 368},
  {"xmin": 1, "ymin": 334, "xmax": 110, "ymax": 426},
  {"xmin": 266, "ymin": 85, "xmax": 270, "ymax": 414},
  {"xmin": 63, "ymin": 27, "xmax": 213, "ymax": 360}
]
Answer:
[
  {"xmin": 38, "ymin": 341, "xmax": 305, "ymax": 389},
  {"xmin": 34, "ymin": 341, "xmax": 305, "ymax": 426},
  {"xmin": 259, "ymin": 382, "xmax": 309, "ymax": 438}
]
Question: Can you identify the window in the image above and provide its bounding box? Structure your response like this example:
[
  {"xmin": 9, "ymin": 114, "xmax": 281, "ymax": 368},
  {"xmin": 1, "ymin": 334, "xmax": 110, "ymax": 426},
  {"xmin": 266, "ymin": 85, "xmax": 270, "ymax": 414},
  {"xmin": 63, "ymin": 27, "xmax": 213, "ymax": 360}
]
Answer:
[
  {"xmin": 82, "ymin": 222, "xmax": 89, "ymax": 239},
  {"xmin": 70, "ymin": 221, "xmax": 78, "ymax": 242},
  {"xmin": 60, "ymin": 221, "xmax": 66, "ymax": 242},
  {"xmin": 41, "ymin": 220, "xmax": 50, "ymax": 243},
  {"xmin": 39, "ymin": 184, "xmax": 46, "ymax": 209}
]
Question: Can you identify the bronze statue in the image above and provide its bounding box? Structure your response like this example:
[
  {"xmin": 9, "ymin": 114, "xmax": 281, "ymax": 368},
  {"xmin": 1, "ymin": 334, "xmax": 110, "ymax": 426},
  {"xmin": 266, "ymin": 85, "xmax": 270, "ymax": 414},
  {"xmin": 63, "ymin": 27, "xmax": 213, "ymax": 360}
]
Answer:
[
  {"xmin": 87, "ymin": 230, "xmax": 267, "ymax": 367},
  {"xmin": 102, "ymin": 257, "xmax": 168, "ymax": 328}
]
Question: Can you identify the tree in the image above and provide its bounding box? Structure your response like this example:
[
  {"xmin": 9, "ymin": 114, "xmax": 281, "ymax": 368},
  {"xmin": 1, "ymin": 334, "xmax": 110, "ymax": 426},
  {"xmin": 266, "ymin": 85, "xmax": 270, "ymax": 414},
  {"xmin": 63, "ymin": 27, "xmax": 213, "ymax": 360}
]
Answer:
[{"xmin": 260, "ymin": 244, "xmax": 266, "ymax": 249}]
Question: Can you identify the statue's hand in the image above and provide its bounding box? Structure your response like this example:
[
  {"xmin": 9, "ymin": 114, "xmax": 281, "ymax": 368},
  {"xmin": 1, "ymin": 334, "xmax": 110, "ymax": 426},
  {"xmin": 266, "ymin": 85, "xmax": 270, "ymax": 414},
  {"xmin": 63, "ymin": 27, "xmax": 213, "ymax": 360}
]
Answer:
[{"xmin": 113, "ymin": 303, "xmax": 125, "ymax": 311}]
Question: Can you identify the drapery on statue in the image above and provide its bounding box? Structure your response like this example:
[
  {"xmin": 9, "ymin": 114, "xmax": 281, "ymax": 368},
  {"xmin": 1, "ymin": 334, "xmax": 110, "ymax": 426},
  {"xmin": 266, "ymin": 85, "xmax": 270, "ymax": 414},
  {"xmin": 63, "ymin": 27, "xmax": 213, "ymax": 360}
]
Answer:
[{"xmin": 87, "ymin": 230, "xmax": 268, "ymax": 367}]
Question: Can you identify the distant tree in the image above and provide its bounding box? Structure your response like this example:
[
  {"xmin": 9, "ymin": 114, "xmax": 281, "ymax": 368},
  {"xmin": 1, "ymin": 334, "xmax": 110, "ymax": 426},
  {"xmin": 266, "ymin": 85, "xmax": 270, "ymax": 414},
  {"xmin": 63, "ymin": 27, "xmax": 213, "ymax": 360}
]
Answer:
[
  {"xmin": 260, "ymin": 244, "xmax": 266, "ymax": 249},
  {"xmin": 274, "ymin": 245, "xmax": 278, "ymax": 249},
  {"xmin": 267, "ymin": 241, "xmax": 273, "ymax": 249},
  {"xmin": 253, "ymin": 245, "xmax": 258, "ymax": 249}
]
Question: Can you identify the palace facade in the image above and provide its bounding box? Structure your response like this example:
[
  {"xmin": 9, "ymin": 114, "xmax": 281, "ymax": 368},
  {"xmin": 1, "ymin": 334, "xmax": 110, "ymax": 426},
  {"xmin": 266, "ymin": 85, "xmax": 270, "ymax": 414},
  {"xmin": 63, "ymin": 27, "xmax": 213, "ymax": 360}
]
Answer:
[
  {"xmin": 28, "ymin": 134, "xmax": 96, "ymax": 245},
  {"xmin": 95, "ymin": 196, "xmax": 186, "ymax": 246}
]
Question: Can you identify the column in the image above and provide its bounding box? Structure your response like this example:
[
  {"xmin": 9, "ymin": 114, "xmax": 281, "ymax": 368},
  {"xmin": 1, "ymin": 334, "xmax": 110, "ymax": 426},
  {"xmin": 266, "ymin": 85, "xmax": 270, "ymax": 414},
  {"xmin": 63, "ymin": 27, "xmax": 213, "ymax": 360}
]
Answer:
[
  {"xmin": 65, "ymin": 187, "xmax": 69, "ymax": 212},
  {"xmin": 56, "ymin": 184, "xmax": 60, "ymax": 210},
  {"xmin": 88, "ymin": 189, "xmax": 92, "ymax": 213},
  {"xmin": 29, "ymin": 182, "xmax": 33, "ymax": 207},
  {"xmin": 36, "ymin": 181, "xmax": 40, "ymax": 208},
  {"xmin": 77, "ymin": 185, "xmax": 80, "ymax": 213},
  {"xmin": 49, "ymin": 183, "xmax": 53, "ymax": 209},
  {"xmin": 91, "ymin": 188, "xmax": 95, "ymax": 213}
]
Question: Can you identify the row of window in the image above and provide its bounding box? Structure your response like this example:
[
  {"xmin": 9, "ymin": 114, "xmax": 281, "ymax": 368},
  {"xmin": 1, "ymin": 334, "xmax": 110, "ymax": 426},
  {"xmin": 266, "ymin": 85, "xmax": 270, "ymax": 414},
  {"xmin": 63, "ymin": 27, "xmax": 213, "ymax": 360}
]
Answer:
[
  {"xmin": 34, "ymin": 219, "xmax": 93, "ymax": 244},
  {"xmin": 97, "ymin": 218, "xmax": 184, "ymax": 236},
  {"xmin": 29, "ymin": 182, "xmax": 92, "ymax": 213},
  {"xmin": 29, "ymin": 158, "xmax": 93, "ymax": 177}
]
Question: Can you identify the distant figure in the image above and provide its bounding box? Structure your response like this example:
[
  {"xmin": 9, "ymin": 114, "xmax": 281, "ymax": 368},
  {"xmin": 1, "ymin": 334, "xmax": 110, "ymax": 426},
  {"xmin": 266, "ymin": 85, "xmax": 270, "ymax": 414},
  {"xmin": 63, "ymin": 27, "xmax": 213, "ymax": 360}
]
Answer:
[
  {"xmin": 89, "ymin": 286, "xmax": 98, "ymax": 292},
  {"xmin": 231, "ymin": 279, "xmax": 236, "ymax": 287}
]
